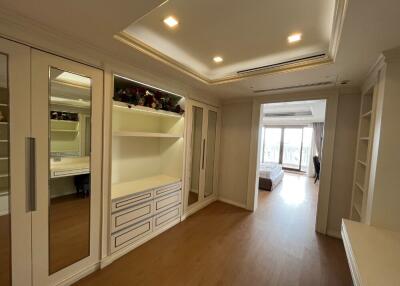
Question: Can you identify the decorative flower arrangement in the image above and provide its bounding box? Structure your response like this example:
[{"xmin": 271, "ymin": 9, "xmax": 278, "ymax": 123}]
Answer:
[
  {"xmin": 50, "ymin": 111, "xmax": 79, "ymax": 121},
  {"xmin": 113, "ymin": 82, "xmax": 184, "ymax": 115}
]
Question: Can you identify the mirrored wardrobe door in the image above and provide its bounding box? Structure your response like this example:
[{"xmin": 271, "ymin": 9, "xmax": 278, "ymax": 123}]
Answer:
[
  {"xmin": 204, "ymin": 110, "xmax": 218, "ymax": 198},
  {"xmin": 31, "ymin": 50, "xmax": 103, "ymax": 286},
  {"xmin": 187, "ymin": 105, "xmax": 204, "ymax": 207},
  {"xmin": 0, "ymin": 37, "xmax": 32, "ymax": 286}
]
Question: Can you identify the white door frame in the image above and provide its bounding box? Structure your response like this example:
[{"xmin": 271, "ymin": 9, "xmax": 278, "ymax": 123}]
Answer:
[
  {"xmin": 246, "ymin": 89, "xmax": 338, "ymax": 234},
  {"xmin": 31, "ymin": 49, "xmax": 103, "ymax": 286}
]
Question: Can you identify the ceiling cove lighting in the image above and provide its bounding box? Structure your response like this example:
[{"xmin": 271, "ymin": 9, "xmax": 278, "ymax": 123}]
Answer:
[
  {"xmin": 288, "ymin": 33, "xmax": 302, "ymax": 43},
  {"xmin": 163, "ymin": 16, "xmax": 178, "ymax": 28},
  {"xmin": 213, "ymin": 56, "xmax": 223, "ymax": 63}
]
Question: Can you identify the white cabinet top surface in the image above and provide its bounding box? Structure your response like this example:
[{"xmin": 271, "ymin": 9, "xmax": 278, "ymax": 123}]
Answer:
[
  {"xmin": 112, "ymin": 174, "xmax": 181, "ymax": 201},
  {"xmin": 342, "ymin": 219, "xmax": 400, "ymax": 286}
]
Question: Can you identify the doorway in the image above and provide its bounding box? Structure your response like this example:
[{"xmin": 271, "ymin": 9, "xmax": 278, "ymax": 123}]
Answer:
[{"xmin": 250, "ymin": 97, "xmax": 334, "ymax": 234}]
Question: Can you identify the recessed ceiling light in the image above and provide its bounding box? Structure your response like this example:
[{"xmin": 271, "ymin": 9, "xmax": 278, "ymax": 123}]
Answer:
[
  {"xmin": 163, "ymin": 16, "xmax": 178, "ymax": 28},
  {"xmin": 213, "ymin": 56, "xmax": 223, "ymax": 63},
  {"xmin": 288, "ymin": 33, "xmax": 302, "ymax": 43}
]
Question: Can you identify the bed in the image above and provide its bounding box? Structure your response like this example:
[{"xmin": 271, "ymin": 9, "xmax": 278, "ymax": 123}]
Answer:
[{"xmin": 258, "ymin": 163, "xmax": 284, "ymax": 191}]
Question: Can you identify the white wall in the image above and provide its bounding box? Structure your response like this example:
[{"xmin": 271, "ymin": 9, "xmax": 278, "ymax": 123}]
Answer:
[
  {"xmin": 327, "ymin": 91, "xmax": 361, "ymax": 236},
  {"xmin": 368, "ymin": 55, "xmax": 400, "ymax": 231},
  {"xmin": 218, "ymin": 89, "xmax": 361, "ymax": 236},
  {"xmin": 218, "ymin": 101, "xmax": 253, "ymax": 206}
]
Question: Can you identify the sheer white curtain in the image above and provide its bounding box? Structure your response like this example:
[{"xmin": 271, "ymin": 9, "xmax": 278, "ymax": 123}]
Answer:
[{"xmin": 307, "ymin": 123, "xmax": 324, "ymax": 177}]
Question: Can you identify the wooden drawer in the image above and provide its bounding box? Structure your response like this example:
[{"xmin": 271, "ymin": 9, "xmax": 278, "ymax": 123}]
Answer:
[
  {"xmin": 154, "ymin": 182, "xmax": 181, "ymax": 198},
  {"xmin": 111, "ymin": 201, "xmax": 153, "ymax": 233},
  {"xmin": 154, "ymin": 205, "xmax": 181, "ymax": 230},
  {"xmin": 154, "ymin": 191, "xmax": 181, "ymax": 213},
  {"xmin": 111, "ymin": 218, "xmax": 153, "ymax": 253},
  {"xmin": 112, "ymin": 190, "xmax": 153, "ymax": 213}
]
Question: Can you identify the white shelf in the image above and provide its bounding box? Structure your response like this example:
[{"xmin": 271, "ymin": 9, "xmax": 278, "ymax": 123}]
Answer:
[
  {"xmin": 358, "ymin": 160, "xmax": 367, "ymax": 167},
  {"xmin": 0, "ymin": 157, "xmax": 8, "ymax": 160},
  {"xmin": 0, "ymin": 122, "xmax": 8, "ymax": 125},
  {"xmin": 0, "ymin": 140, "xmax": 8, "ymax": 143},
  {"xmin": 342, "ymin": 219, "xmax": 400, "ymax": 286},
  {"xmin": 0, "ymin": 103, "xmax": 8, "ymax": 107},
  {"xmin": 50, "ymin": 119, "xmax": 78, "ymax": 124},
  {"xmin": 0, "ymin": 174, "xmax": 9, "ymax": 178},
  {"xmin": 113, "ymin": 131, "xmax": 182, "ymax": 138},
  {"xmin": 112, "ymin": 174, "xmax": 181, "ymax": 200},
  {"xmin": 355, "ymin": 182, "xmax": 365, "ymax": 193},
  {"xmin": 113, "ymin": 101, "xmax": 183, "ymax": 119},
  {"xmin": 361, "ymin": 110, "xmax": 372, "ymax": 118},
  {"xmin": 359, "ymin": 137, "xmax": 370, "ymax": 141},
  {"xmin": 353, "ymin": 203, "xmax": 362, "ymax": 216},
  {"xmin": 51, "ymin": 129, "xmax": 78, "ymax": 133}
]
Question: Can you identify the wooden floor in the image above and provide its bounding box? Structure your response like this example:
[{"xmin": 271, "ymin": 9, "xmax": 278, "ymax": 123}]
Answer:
[
  {"xmin": 49, "ymin": 194, "xmax": 90, "ymax": 274},
  {"xmin": 76, "ymin": 173, "xmax": 352, "ymax": 286},
  {"xmin": 0, "ymin": 214, "xmax": 10, "ymax": 286}
]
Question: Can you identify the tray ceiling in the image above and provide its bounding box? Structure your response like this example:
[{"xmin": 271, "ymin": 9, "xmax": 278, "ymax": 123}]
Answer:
[{"xmin": 118, "ymin": 0, "xmax": 344, "ymax": 84}]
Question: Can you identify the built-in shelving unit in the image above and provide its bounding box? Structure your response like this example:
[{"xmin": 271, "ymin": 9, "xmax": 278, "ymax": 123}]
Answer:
[
  {"xmin": 0, "ymin": 87, "xmax": 9, "ymax": 208},
  {"xmin": 109, "ymin": 74, "xmax": 185, "ymax": 255},
  {"xmin": 350, "ymin": 87, "xmax": 376, "ymax": 222}
]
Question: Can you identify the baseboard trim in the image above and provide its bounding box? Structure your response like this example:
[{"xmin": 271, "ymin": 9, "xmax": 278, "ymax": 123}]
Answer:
[
  {"xmin": 218, "ymin": 197, "xmax": 247, "ymax": 209},
  {"xmin": 100, "ymin": 217, "xmax": 181, "ymax": 269},
  {"xmin": 56, "ymin": 262, "xmax": 100, "ymax": 286},
  {"xmin": 181, "ymin": 196, "xmax": 217, "ymax": 220},
  {"xmin": 327, "ymin": 229, "xmax": 342, "ymax": 239}
]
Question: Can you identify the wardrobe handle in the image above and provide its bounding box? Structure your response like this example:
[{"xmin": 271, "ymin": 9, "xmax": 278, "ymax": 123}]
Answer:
[
  {"xmin": 201, "ymin": 139, "xmax": 206, "ymax": 170},
  {"xmin": 26, "ymin": 137, "xmax": 37, "ymax": 212}
]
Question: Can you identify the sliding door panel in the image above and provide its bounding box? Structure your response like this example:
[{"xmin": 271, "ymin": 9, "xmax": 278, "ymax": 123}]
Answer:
[
  {"xmin": 204, "ymin": 110, "xmax": 217, "ymax": 197},
  {"xmin": 0, "ymin": 38, "xmax": 32, "ymax": 286},
  {"xmin": 263, "ymin": 128, "xmax": 282, "ymax": 163},
  {"xmin": 282, "ymin": 128, "xmax": 303, "ymax": 170},
  {"xmin": 188, "ymin": 106, "xmax": 203, "ymax": 206},
  {"xmin": 31, "ymin": 50, "xmax": 102, "ymax": 286}
]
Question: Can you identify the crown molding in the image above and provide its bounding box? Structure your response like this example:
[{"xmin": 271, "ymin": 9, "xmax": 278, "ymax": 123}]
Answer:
[{"xmin": 116, "ymin": 0, "xmax": 347, "ymax": 85}]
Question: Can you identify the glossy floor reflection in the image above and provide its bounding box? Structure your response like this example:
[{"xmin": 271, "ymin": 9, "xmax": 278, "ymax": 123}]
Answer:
[{"xmin": 76, "ymin": 172, "xmax": 352, "ymax": 286}]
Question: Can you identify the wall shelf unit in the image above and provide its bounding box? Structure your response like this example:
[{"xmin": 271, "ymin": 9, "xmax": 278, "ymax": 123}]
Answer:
[
  {"xmin": 109, "ymin": 74, "xmax": 185, "ymax": 256},
  {"xmin": 350, "ymin": 87, "xmax": 376, "ymax": 222}
]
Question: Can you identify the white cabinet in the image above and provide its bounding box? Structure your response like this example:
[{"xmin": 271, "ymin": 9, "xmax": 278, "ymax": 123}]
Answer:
[
  {"xmin": 107, "ymin": 74, "xmax": 185, "ymax": 257},
  {"xmin": 184, "ymin": 100, "xmax": 220, "ymax": 215},
  {"xmin": 110, "ymin": 179, "xmax": 182, "ymax": 254},
  {"xmin": 0, "ymin": 38, "xmax": 104, "ymax": 286}
]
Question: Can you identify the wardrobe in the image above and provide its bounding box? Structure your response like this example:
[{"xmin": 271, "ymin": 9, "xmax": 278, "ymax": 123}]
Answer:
[
  {"xmin": 1, "ymin": 36, "xmax": 221, "ymax": 285},
  {"xmin": 184, "ymin": 100, "xmax": 220, "ymax": 215},
  {"xmin": 0, "ymin": 37, "xmax": 103, "ymax": 286}
]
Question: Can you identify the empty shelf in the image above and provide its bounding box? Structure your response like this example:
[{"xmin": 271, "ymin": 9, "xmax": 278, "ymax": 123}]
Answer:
[{"xmin": 113, "ymin": 131, "xmax": 182, "ymax": 138}]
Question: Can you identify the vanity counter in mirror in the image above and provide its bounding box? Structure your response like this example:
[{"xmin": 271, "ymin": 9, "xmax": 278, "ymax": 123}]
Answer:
[{"xmin": 50, "ymin": 156, "xmax": 90, "ymax": 178}]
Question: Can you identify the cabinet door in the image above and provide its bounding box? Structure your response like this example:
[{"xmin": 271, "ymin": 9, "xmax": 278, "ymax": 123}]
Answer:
[
  {"xmin": 31, "ymin": 50, "xmax": 103, "ymax": 286},
  {"xmin": 203, "ymin": 109, "xmax": 219, "ymax": 198},
  {"xmin": 186, "ymin": 103, "xmax": 204, "ymax": 207},
  {"xmin": 0, "ymin": 37, "xmax": 32, "ymax": 286}
]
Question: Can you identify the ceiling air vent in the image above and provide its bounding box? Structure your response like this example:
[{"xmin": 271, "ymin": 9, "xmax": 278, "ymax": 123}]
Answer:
[
  {"xmin": 237, "ymin": 53, "xmax": 327, "ymax": 75},
  {"xmin": 264, "ymin": 111, "xmax": 312, "ymax": 118},
  {"xmin": 253, "ymin": 81, "xmax": 334, "ymax": 94}
]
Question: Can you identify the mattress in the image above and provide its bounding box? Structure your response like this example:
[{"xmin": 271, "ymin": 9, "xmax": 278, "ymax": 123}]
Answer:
[{"xmin": 259, "ymin": 163, "xmax": 282, "ymax": 179}]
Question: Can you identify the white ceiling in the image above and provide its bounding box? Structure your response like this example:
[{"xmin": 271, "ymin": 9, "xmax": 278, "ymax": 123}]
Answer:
[
  {"xmin": 124, "ymin": 0, "xmax": 336, "ymax": 80},
  {"xmin": 263, "ymin": 100, "xmax": 326, "ymax": 125},
  {"xmin": 0, "ymin": 0, "xmax": 400, "ymax": 100}
]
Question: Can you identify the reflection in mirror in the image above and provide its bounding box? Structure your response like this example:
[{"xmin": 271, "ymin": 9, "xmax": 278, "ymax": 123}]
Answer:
[
  {"xmin": 49, "ymin": 68, "xmax": 91, "ymax": 274},
  {"xmin": 0, "ymin": 54, "xmax": 10, "ymax": 285},
  {"xmin": 188, "ymin": 106, "xmax": 203, "ymax": 206},
  {"xmin": 204, "ymin": 111, "xmax": 217, "ymax": 197}
]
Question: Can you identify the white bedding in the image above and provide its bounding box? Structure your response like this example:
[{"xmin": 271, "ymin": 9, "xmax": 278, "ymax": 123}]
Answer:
[{"xmin": 259, "ymin": 163, "xmax": 282, "ymax": 179}]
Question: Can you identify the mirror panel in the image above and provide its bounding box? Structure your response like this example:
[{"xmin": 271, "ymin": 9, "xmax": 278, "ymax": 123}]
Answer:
[
  {"xmin": 48, "ymin": 67, "xmax": 91, "ymax": 274},
  {"xmin": 204, "ymin": 110, "xmax": 217, "ymax": 197},
  {"xmin": 0, "ymin": 53, "xmax": 11, "ymax": 285},
  {"xmin": 188, "ymin": 106, "xmax": 203, "ymax": 206}
]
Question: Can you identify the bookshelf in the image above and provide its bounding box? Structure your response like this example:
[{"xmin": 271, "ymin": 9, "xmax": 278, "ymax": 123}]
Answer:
[{"xmin": 350, "ymin": 87, "xmax": 376, "ymax": 222}]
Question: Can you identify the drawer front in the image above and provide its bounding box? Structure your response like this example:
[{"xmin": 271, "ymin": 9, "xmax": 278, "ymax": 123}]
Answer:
[
  {"xmin": 154, "ymin": 205, "xmax": 181, "ymax": 230},
  {"xmin": 154, "ymin": 191, "xmax": 181, "ymax": 213},
  {"xmin": 111, "ymin": 201, "xmax": 153, "ymax": 233},
  {"xmin": 154, "ymin": 182, "xmax": 181, "ymax": 198},
  {"xmin": 111, "ymin": 218, "xmax": 153, "ymax": 253},
  {"xmin": 112, "ymin": 190, "xmax": 153, "ymax": 213}
]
